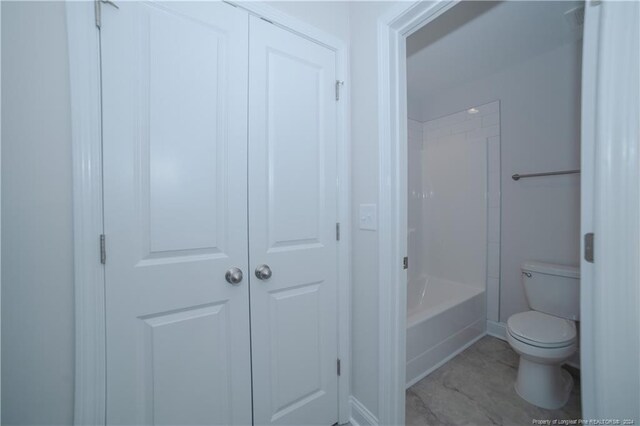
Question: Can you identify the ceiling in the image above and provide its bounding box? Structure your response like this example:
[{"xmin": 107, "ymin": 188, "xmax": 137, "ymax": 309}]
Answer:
[{"xmin": 407, "ymin": 0, "xmax": 583, "ymax": 110}]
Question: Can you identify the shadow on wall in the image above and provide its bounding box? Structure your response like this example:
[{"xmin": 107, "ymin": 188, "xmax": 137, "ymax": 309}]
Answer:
[{"xmin": 406, "ymin": 1, "xmax": 500, "ymax": 57}]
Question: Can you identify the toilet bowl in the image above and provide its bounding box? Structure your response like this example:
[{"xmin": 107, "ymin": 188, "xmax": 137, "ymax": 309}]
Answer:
[
  {"xmin": 507, "ymin": 262, "xmax": 580, "ymax": 409},
  {"xmin": 507, "ymin": 310, "xmax": 577, "ymax": 409}
]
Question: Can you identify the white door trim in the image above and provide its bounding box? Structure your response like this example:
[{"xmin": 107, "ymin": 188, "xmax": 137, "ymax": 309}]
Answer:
[
  {"xmin": 66, "ymin": 3, "xmax": 106, "ymax": 424},
  {"xmin": 376, "ymin": 2, "xmax": 457, "ymax": 424},
  {"xmin": 578, "ymin": 0, "xmax": 599, "ymax": 416},
  {"xmin": 66, "ymin": 2, "xmax": 351, "ymax": 424},
  {"xmin": 580, "ymin": 0, "xmax": 640, "ymax": 420}
]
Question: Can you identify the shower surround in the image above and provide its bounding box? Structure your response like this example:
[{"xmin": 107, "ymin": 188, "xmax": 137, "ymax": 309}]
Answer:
[{"xmin": 407, "ymin": 101, "xmax": 501, "ymax": 386}]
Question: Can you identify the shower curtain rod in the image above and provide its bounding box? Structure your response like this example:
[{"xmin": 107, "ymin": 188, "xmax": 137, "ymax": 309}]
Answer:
[{"xmin": 511, "ymin": 169, "xmax": 581, "ymax": 181}]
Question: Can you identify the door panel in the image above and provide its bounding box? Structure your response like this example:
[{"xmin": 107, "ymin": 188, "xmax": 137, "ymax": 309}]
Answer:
[
  {"xmin": 267, "ymin": 52, "xmax": 323, "ymax": 249},
  {"xmin": 248, "ymin": 16, "xmax": 339, "ymax": 425},
  {"xmin": 140, "ymin": 303, "xmax": 232, "ymax": 425},
  {"xmin": 101, "ymin": 2, "xmax": 251, "ymax": 424},
  {"xmin": 147, "ymin": 7, "xmax": 224, "ymax": 253}
]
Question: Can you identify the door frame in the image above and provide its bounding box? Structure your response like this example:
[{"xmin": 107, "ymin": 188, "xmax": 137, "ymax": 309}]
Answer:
[
  {"xmin": 376, "ymin": 2, "xmax": 457, "ymax": 424},
  {"xmin": 378, "ymin": 0, "xmax": 639, "ymax": 425},
  {"xmin": 66, "ymin": 2, "xmax": 351, "ymax": 424},
  {"xmin": 579, "ymin": 0, "xmax": 640, "ymax": 420}
]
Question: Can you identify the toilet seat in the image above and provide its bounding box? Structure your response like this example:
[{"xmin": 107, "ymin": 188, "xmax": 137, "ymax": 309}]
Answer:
[{"xmin": 507, "ymin": 311, "xmax": 576, "ymax": 348}]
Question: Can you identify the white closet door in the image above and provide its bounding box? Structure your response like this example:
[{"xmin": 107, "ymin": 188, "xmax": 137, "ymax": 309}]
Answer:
[
  {"xmin": 248, "ymin": 16, "xmax": 339, "ymax": 425},
  {"xmin": 101, "ymin": 2, "xmax": 251, "ymax": 424}
]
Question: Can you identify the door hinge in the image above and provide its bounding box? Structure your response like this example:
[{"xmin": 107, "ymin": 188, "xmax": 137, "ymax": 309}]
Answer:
[
  {"xmin": 335, "ymin": 80, "xmax": 344, "ymax": 101},
  {"xmin": 336, "ymin": 223, "xmax": 340, "ymax": 241},
  {"xmin": 403, "ymin": 256, "xmax": 408, "ymax": 270},
  {"xmin": 337, "ymin": 358, "xmax": 341, "ymax": 376},
  {"xmin": 100, "ymin": 234, "xmax": 106, "ymax": 265},
  {"xmin": 584, "ymin": 232, "xmax": 594, "ymax": 263},
  {"xmin": 95, "ymin": 0, "xmax": 119, "ymax": 29}
]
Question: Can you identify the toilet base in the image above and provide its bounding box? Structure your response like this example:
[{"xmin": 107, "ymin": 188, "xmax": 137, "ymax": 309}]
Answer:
[{"xmin": 514, "ymin": 357, "xmax": 573, "ymax": 409}]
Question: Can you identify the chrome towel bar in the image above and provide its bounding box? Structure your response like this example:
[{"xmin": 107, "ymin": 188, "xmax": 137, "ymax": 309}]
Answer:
[{"xmin": 512, "ymin": 169, "xmax": 580, "ymax": 181}]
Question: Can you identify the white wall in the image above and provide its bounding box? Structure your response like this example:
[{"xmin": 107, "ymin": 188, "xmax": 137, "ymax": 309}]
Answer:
[
  {"xmin": 416, "ymin": 40, "xmax": 582, "ymax": 322},
  {"xmin": 1, "ymin": 2, "xmax": 75, "ymax": 424},
  {"xmin": 263, "ymin": 1, "xmax": 350, "ymax": 42},
  {"xmin": 348, "ymin": 1, "xmax": 400, "ymax": 420},
  {"xmin": 421, "ymin": 106, "xmax": 490, "ymax": 290},
  {"xmin": 0, "ymin": 2, "xmax": 350, "ymax": 424},
  {"xmin": 407, "ymin": 119, "xmax": 423, "ymax": 290}
]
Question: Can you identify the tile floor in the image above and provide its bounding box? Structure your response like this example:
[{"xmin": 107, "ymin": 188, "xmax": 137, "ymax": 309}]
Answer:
[{"xmin": 406, "ymin": 336, "xmax": 581, "ymax": 425}]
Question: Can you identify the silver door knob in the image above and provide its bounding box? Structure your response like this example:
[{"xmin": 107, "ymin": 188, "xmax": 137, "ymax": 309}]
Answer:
[
  {"xmin": 255, "ymin": 264, "xmax": 272, "ymax": 280},
  {"xmin": 225, "ymin": 267, "xmax": 243, "ymax": 285}
]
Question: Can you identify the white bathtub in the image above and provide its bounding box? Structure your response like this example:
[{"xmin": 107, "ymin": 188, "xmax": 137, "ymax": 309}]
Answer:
[{"xmin": 406, "ymin": 276, "xmax": 486, "ymax": 387}]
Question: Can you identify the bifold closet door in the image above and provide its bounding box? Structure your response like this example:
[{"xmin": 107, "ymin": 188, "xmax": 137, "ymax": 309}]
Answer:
[
  {"xmin": 248, "ymin": 16, "xmax": 339, "ymax": 425},
  {"xmin": 101, "ymin": 2, "xmax": 252, "ymax": 424}
]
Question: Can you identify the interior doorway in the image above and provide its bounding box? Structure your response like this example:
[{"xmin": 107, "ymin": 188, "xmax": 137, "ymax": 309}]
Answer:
[{"xmin": 374, "ymin": 1, "xmax": 640, "ymax": 424}]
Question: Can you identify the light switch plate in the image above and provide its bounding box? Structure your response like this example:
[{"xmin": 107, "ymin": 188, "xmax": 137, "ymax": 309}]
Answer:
[{"xmin": 359, "ymin": 204, "xmax": 377, "ymax": 231}]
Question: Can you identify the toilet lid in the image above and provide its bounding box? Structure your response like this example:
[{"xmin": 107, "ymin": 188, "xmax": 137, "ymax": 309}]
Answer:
[{"xmin": 507, "ymin": 311, "xmax": 576, "ymax": 348}]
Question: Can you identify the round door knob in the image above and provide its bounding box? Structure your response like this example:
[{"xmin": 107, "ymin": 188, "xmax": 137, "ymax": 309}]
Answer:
[
  {"xmin": 255, "ymin": 264, "xmax": 272, "ymax": 280},
  {"xmin": 225, "ymin": 267, "xmax": 243, "ymax": 285}
]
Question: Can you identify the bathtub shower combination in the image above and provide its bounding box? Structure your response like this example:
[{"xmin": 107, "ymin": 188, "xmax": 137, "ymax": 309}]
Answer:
[{"xmin": 406, "ymin": 102, "xmax": 501, "ymax": 387}]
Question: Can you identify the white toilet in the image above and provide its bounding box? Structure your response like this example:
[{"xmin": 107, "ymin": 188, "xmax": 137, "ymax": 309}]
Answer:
[{"xmin": 506, "ymin": 261, "xmax": 579, "ymax": 410}]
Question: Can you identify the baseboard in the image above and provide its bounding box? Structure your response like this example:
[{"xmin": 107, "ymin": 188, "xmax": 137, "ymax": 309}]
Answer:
[
  {"xmin": 486, "ymin": 320, "xmax": 507, "ymax": 340},
  {"xmin": 349, "ymin": 396, "xmax": 378, "ymax": 426},
  {"xmin": 566, "ymin": 359, "xmax": 580, "ymax": 370},
  {"xmin": 567, "ymin": 349, "xmax": 581, "ymax": 370}
]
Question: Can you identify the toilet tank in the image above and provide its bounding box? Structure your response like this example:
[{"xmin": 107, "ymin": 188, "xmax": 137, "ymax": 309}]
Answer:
[{"xmin": 522, "ymin": 261, "xmax": 580, "ymax": 321}]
